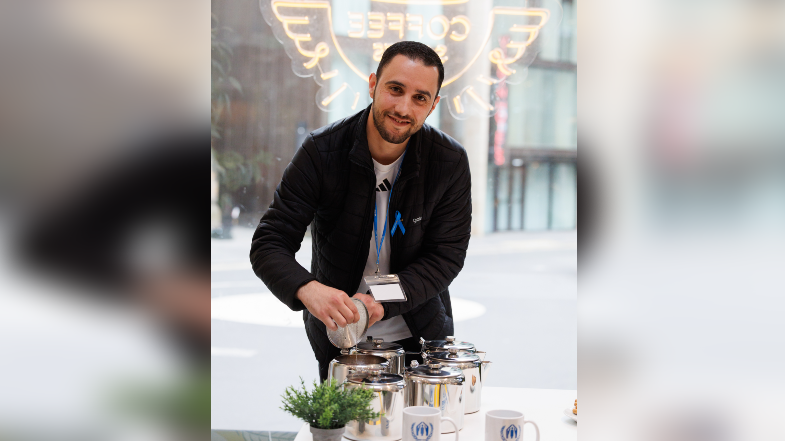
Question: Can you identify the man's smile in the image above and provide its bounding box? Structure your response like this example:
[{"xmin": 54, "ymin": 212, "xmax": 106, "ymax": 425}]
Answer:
[{"xmin": 386, "ymin": 113, "xmax": 411, "ymax": 127}]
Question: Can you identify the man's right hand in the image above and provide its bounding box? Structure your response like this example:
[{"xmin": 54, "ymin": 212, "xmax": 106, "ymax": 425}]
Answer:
[{"xmin": 296, "ymin": 281, "xmax": 360, "ymax": 331}]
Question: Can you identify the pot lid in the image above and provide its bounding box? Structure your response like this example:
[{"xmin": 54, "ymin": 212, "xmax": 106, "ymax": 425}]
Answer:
[
  {"xmin": 422, "ymin": 336, "xmax": 475, "ymax": 352},
  {"xmin": 406, "ymin": 362, "xmax": 464, "ymax": 379},
  {"xmin": 347, "ymin": 372, "xmax": 405, "ymax": 387},
  {"xmin": 356, "ymin": 337, "xmax": 404, "ymax": 352},
  {"xmin": 326, "ymin": 298, "xmax": 369, "ymax": 349},
  {"xmin": 426, "ymin": 348, "xmax": 481, "ymax": 364}
]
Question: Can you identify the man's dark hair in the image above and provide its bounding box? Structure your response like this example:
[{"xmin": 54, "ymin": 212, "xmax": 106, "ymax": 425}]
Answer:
[{"xmin": 375, "ymin": 41, "xmax": 445, "ymax": 100}]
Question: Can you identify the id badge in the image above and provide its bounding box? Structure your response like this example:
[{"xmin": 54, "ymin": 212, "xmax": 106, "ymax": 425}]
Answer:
[{"xmin": 364, "ymin": 274, "xmax": 407, "ymax": 302}]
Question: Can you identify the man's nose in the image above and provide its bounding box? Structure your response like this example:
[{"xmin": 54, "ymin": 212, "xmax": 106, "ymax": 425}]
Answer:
[{"xmin": 393, "ymin": 96, "xmax": 412, "ymax": 118}]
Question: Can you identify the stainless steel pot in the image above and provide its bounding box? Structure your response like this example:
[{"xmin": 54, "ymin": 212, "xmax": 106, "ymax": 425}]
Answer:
[
  {"xmin": 403, "ymin": 362, "xmax": 465, "ymax": 433},
  {"xmin": 328, "ymin": 354, "xmax": 389, "ymax": 385},
  {"xmin": 354, "ymin": 337, "xmax": 406, "ymax": 375},
  {"xmin": 344, "ymin": 372, "xmax": 406, "ymax": 441},
  {"xmin": 423, "ymin": 348, "xmax": 491, "ymax": 414}
]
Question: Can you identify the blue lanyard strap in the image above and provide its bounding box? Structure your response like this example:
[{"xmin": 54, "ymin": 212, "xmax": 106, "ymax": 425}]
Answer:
[{"xmin": 373, "ymin": 149, "xmax": 407, "ymax": 274}]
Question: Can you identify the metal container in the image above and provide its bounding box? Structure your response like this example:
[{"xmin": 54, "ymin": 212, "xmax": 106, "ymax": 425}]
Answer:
[
  {"xmin": 423, "ymin": 348, "xmax": 491, "ymax": 414},
  {"xmin": 328, "ymin": 354, "xmax": 389, "ymax": 385},
  {"xmin": 403, "ymin": 362, "xmax": 465, "ymax": 433},
  {"xmin": 326, "ymin": 298, "xmax": 369, "ymax": 349},
  {"xmin": 421, "ymin": 335, "xmax": 486, "ymax": 359},
  {"xmin": 344, "ymin": 373, "xmax": 406, "ymax": 441},
  {"xmin": 354, "ymin": 337, "xmax": 406, "ymax": 375}
]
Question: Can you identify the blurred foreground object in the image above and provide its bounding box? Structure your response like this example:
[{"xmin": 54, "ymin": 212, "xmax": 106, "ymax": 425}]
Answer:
[
  {"xmin": 580, "ymin": 0, "xmax": 785, "ymax": 440},
  {"xmin": 0, "ymin": 0, "xmax": 209, "ymax": 439},
  {"xmin": 18, "ymin": 133, "xmax": 209, "ymax": 349},
  {"xmin": 2, "ymin": 132, "xmax": 210, "ymax": 441}
]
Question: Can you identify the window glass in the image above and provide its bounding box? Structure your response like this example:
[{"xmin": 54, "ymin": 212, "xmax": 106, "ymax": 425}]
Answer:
[
  {"xmin": 524, "ymin": 161, "xmax": 551, "ymax": 230},
  {"xmin": 211, "ymin": 0, "xmax": 577, "ymax": 434},
  {"xmin": 552, "ymin": 162, "xmax": 577, "ymax": 229}
]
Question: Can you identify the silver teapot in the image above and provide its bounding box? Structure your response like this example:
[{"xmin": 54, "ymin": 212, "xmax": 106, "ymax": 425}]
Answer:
[
  {"xmin": 423, "ymin": 348, "xmax": 491, "ymax": 414},
  {"xmin": 328, "ymin": 353, "xmax": 389, "ymax": 386},
  {"xmin": 354, "ymin": 337, "xmax": 406, "ymax": 375},
  {"xmin": 403, "ymin": 361, "xmax": 465, "ymax": 433},
  {"xmin": 344, "ymin": 372, "xmax": 406, "ymax": 441}
]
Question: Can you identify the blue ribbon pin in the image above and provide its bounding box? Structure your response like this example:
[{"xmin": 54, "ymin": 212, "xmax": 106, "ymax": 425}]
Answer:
[{"xmin": 391, "ymin": 210, "xmax": 406, "ymax": 236}]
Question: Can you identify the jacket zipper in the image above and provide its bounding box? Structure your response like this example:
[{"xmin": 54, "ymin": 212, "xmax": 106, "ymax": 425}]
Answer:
[
  {"xmin": 351, "ymin": 163, "xmax": 376, "ymax": 294},
  {"xmin": 388, "ymin": 176, "xmax": 418, "ymax": 333},
  {"xmin": 389, "ymin": 169, "xmax": 416, "ymax": 272}
]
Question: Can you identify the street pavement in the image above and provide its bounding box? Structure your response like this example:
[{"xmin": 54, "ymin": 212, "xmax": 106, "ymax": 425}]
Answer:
[{"xmin": 211, "ymin": 226, "xmax": 576, "ymax": 432}]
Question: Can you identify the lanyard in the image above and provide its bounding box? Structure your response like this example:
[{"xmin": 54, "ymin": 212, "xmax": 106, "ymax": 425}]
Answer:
[{"xmin": 373, "ymin": 149, "xmax": 407, "ymax": 275}]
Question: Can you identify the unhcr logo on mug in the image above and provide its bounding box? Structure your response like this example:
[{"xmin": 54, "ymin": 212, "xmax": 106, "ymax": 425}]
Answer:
[
  {"xmin": 410, "ymin": 421, "xmax": 434, "ymax": 441},
  {"xmin": 500, "ymin": 424, "xmax": 521, "ymax": 441}
]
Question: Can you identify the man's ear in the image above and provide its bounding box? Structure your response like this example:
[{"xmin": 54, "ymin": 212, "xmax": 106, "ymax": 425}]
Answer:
[
  {"xmin": 368, "ymin": 73, "xmax": 377, "ymax": 99},
  {"xmin": 427, "ymin": 95, "xmax": 441, "ymax": 118}
]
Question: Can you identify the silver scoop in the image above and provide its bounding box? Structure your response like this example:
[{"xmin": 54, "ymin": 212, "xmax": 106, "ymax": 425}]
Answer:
[{"xmin": 326, "ymin": 298, "xmax": 369, "ymax": 349}]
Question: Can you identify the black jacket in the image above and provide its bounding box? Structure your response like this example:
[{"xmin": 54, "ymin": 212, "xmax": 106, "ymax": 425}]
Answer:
[{"xmin": 250, "ymin": 105, "xmax": 471, "ymax": 367}]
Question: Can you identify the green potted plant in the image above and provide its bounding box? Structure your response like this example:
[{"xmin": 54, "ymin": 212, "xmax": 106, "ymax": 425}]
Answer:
[{"xmin": 281, "ymin": 378, "xmax": 380, "ymax": 441}]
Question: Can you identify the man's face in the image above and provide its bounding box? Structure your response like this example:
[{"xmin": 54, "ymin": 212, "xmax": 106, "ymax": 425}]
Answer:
[{"xmin": 369, "ymin": 55, "xmax": 441, "ymax": 145}]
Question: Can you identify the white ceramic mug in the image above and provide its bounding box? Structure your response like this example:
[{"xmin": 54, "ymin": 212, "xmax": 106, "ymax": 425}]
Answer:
[
  {"xmin": 485, "ymin": 410, "xmax": 539, "ymax": 441},
  {"xmin": 403, "ymin": 406, "xmax": 459, "ymax": 441}
]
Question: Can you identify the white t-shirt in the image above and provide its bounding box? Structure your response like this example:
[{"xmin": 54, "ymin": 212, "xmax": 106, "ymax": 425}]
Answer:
[{"xmin": 356, "ymin": 153, "xmax": 413, "ymax": 342}]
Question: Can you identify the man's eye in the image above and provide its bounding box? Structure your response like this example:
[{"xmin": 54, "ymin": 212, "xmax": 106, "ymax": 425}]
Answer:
[{"xmin": 416, "ymin": 96, "xmax": 426, "ymax": 102}]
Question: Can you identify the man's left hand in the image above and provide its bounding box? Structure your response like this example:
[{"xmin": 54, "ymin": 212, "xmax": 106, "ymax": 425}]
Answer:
[{"xmin": 353, "ymin": 293, "xmax": 384, "ymax": 327}]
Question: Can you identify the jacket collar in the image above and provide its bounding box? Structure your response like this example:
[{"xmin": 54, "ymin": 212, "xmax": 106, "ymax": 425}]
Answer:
[{"xmin": 349, "ymin": 104, "xmax": 421, "ymax": 182}]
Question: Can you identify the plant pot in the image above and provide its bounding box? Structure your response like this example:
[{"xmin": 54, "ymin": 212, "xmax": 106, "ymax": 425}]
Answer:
[{"xmin": 309, "ymin": 425, "xmax": 345, "ymax": 441}]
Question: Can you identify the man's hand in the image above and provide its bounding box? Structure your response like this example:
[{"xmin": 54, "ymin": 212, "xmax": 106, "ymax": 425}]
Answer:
[
  {"xmin": 353, "ymin": 292, "xmax": 384, "ymax": 328},
  {"xmin": 296, "ymin": 281, "xmax": 360, "ymax": 331}
]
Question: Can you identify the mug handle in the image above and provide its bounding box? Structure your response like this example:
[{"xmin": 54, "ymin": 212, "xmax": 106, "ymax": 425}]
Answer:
[
  {"xmin": 441, "ymin": 417, "xmax": 459, "ymax": 441},
  {"xmin": 523, "ymin": 420, "xmax": 539, "ymax": 441}
]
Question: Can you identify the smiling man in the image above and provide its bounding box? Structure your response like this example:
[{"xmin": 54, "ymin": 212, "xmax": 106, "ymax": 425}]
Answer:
[{"xmin": 250, "ymin": 41, "xmax": 472, "ymax": 381}]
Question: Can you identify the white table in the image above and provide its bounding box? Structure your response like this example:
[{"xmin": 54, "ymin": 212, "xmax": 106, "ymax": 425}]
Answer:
[{"xmin": 294, "ymin": 387, "xmax": 577, "ymax": 440}]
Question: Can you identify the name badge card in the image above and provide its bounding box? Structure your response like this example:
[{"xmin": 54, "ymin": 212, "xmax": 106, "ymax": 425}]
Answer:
[{"xmin": 364, "ymin": 274, "xmax": 407, "ymax": 302}]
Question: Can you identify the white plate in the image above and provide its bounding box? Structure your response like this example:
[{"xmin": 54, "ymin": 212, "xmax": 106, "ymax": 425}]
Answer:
[{"xmin": 563, "ymin": 408, "xmax": 577, "ymax": 422}]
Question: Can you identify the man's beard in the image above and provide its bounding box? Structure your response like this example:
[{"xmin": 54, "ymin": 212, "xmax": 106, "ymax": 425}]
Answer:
[{"xmin": 371, "ymin": 100, "xmax": 421, "ymax": 145}]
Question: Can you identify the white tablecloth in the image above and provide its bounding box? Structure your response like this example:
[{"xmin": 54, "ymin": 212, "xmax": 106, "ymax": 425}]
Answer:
[{"xmin": 294, "ymin": 387, "xmax": 577, "ymax": 441}]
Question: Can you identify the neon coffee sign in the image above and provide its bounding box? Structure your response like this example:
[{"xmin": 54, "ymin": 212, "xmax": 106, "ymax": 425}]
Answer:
[{"xmin": 260, "ymin": 0, "xmax": 560, "ymax": 119}]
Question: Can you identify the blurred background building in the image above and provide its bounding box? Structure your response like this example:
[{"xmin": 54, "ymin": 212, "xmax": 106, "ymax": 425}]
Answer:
[{"xmin": 211, "ymin": 0, "xmax": 576, "ymax": 236}]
